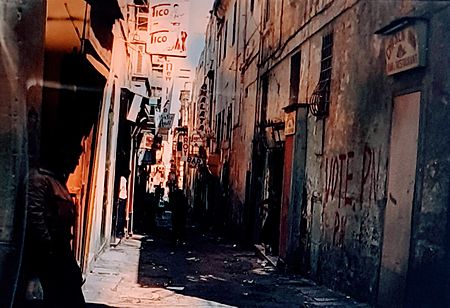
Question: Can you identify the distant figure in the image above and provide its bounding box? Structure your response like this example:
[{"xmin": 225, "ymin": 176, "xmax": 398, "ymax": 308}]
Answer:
[
  {"xmin": 20, "ymin": 143, "xmax": 85, "ymax": 307},
  {"xmin": 170, "ymin": 189, "xmax": 188, "ymax": 244},
  {"xmin": 259, "ymin": 189, "xmax": 281, "ymax": 255},
  {"xmin": 116, "ymin": 172, "xmax": 129, "ymax": 238}
]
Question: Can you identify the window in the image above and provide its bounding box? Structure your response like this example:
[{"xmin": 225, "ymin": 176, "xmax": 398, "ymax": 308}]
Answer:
[
  {"xmin": 289, "ymin": 51, "xmax": 301, "ymax": 105},
  {"xmin": 223, "ymin": 20, "xmax": 228, "ymax": 59},
  {"xmin": 216, "ymin": 113, "xmax": 222, "ymax": 145},
  {"xmin": 264, "ymin": 0, "xmax": 270, "ymax": 24},
  {"xmin": 227, "ymin": 104, "xmax": 232, "ymax": 140},
  {"xmin": 310, "ymin": 32, "xmax": 333, "ymax": 117},
  {"xmin": 232, "ymin": 2, "xmax": 237, "ymax": 45},
  {"xmin": 221, "ymin": 109, "xmax": 226, "ymax": 141},
  {"xmin": 136, "ymin": 5, "xmax": 149, "ymax": 30},
  {"xmin": 260, "ymin": 75, "xmax": 269, "ymax": 126},
  {"xmin": 218, "ymin": 33, "xmax": 222, "ymax": 66},
  {"xmin": 319, "ymin": 33, "xmax": 333, "ymax": 109},
  {"xmin": 250, "ymin": 0, "xmax": 254, "ymax": 13}
]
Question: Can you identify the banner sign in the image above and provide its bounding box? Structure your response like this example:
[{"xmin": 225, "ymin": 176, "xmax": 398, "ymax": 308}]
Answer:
[
  {"xmin": 147, "ymin": 0, "xmax": 189, "ymax": 57},
  {"xmin": 159, "ymin": 113, "xmax": 175, "ymax": 128}
]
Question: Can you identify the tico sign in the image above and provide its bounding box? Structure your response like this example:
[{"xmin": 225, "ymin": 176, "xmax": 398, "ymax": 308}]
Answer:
[{"xmin": 147, "ymin": 0, "xmax": 190, "ymax": 57}]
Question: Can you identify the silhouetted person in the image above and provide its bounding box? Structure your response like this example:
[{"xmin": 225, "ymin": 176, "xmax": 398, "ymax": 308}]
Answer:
[
  {"xmin": 260, "ymin": 189, "xmax": 281, "ymax": 255},
  {"xmin": 116, "ymin": 171, "xmax": 129, "ymax": 238},
  {"xmin": 20, "ymin": 142, "xmax": 85, "ymax": 307},
  {"xmin": 170, "ymin": 189, "xmax": 188, "ymax": 244},
  {"xmin": 147, "ymin": 192, "xmax": 157, "ymax": 233}
]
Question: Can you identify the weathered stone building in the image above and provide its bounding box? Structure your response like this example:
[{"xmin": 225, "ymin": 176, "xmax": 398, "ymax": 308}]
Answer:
[{"xmin": 192, "ymin": 0, "xmax": 450, "ymax": 306}]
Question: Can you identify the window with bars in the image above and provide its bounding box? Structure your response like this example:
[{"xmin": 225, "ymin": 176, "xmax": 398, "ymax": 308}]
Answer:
[
  {"xmin": 309, "ymin": 32, "xmax": 333, "ymax": 117},
  {"xmin": 232, "ymin": 2, "xmax": 237, "ymax": 45},
  {"xmin": 264, "ymin": 0, "xmax": 270, "ymax": 24},
  {"xmin": 136, "ymin": 5, "xmax": 149, "ymax": 31},
  {"xmin": 223, "ymin": 20, "xmax": 228, "ymax": 59}
]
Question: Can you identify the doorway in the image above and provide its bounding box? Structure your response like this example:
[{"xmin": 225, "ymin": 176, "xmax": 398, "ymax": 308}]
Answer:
[{"xmin": 378, "ymin": 92, "xmax": 421, "ymax": 307}]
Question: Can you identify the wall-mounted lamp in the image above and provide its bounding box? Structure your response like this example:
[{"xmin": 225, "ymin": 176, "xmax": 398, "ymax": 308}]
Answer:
[{"xmin": 264, "ymin": 120, "xmax": 285, "ymax": 149}]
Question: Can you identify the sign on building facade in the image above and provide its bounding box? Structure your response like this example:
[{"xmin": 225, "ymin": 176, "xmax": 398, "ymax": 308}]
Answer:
[
  {"xmin": 385, "ymin": 23, "xmax": 427, "ymax": 75},
  {"xmin": 140, "ymin": 131, "xmax": 154, "ymax": 149},
  {"xmin": 159, "ymin": 113, "xmax": 175, "ymax": 128},
  {"xmin": 147, "ymin": 0, "xmax": 190, "ymax": 57},
  {"xmin": 181, "ymin": 134, "xmax": 189, "ymax": 161},
  {"xmin": 284, "ymin": 111, "xmax": 296, "ymax": 136},
  {"xmin": 196, "ymin": 84, "xmax": 208, "ymax": 133}
]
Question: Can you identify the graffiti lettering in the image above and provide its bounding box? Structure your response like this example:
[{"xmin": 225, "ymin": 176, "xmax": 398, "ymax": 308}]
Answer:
[
  {"xmin": 321, "ymin": 145, "xmax": 383, "ymax": 247},
  {"xmin": 324, "ymin": 151, "xmax": 355, "ymax": 209},
  {"xmin": 359, "ymin": 144, "xmax": 381, "ymax": 208},
  {"xmin": 332, "ymin": 212, "xmax": 347, "ymax": 247}
]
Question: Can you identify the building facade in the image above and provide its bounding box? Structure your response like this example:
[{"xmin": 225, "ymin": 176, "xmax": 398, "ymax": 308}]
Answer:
[{"xmin": 191, "ymin": 0, "xmax": 450, "ymax": 306}]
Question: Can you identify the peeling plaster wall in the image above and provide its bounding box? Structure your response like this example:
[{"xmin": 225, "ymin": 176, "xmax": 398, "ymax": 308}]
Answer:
[
  {"xmin": 307, "ymin": 2, "xmax": 392, "ymax": 302},
  {"xmin": 0, "ymin": 1, "xmax": 46, "ymax": 305},
  {"xmin": 301, "ymin": 1, "xmax": 450, "ymax": 304},
  {"xmin": 259, "ymin": 0, "xmax": 450, "ymax": 304},
  {"xmin": 405, "ymin": 4, "xmax": 450, "ymax": 307},
  {"xmin": 197, "ymin": 1, "xmax": 450, "ymax": 304}
]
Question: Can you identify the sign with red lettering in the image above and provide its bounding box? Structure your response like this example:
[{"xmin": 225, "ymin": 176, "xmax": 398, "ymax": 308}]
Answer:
[
  {"xmin": 147, "ymin": 0, "xmax": 189, "ymax": 57},
  {"xmin": 385, "ymin": 23, "xmax": 427, "ymax": 76}
]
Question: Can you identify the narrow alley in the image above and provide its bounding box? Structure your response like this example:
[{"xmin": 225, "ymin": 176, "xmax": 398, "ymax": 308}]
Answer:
[
  {"xmin": 83, "ymin": 224, "xmax": 369, "ymax": 307},
  {"xmin": 1, "ymin": 0, "xmax": 450, "ymax": 307}
]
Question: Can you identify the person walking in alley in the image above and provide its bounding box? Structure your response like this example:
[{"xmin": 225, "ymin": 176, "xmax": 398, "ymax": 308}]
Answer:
[
  {"xmin": 170, "ymin": 189, "xmax": 188, "ymax": 244},
  {"xmin": 18, "ymin": 142, "xmax": 86, "ymax": 307},
  {"xmin": 116, "ymin": 171, "xmax": 129, "ymax": 238},
  {"xmin": 260, "ymin": 189, "xmax": 281, "ymax": 255}
]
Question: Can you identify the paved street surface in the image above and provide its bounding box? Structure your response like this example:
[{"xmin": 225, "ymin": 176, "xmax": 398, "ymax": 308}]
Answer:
[{"xmin": 83, "ymin": 226, "xmax": 371, "ymax": 307}]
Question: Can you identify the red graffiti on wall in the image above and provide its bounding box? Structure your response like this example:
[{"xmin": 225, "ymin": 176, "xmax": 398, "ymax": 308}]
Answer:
[
  {"xmin": 323, "ymin": 151, "xmax": 355, "ymax": 209},
  {"xmin": 321, "ymin": 144, "xmax": 383, "ymax": 247},
  {"xmin": 332, "ymin": 212, "xmax": 347, "ymax": 247},
  {"xmin": 359, "ymin": 144, "xmax": 382, "ymax": 209},
  {"xmin": 323, "ymin": 145, "xmax": 382, "ymax": 211}
]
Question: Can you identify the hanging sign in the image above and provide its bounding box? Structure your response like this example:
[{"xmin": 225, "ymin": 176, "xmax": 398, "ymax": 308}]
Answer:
[
  {"xmin": 140, "ymin": 131, "xmax": 154, "ymax": 149},
  {"xmin": 196, "ymin": 84, "xmax": 208, "ymax": 133},
  {"xmin": 147, "ymin": 0, "xmax": 190, "ymax": 57},
  {"xmin": 181, "ymin": 134, "xmax": 190, "ymax": 161},
  {"xmin": 159, "ymin": 113, "xmax": 175, "ymax": 128},
  {"xmin": 187, "ymin": 156, "xmax": 204, "ymax": 168},
  {"xmin": 385, "ymin": 23, "xmax": 427, "ymax": 76},
  {"xmin": 127, "ymin": 94, "xmax": 143, "ymax": 122},
  {"xmin": 190, "ymin": 132, "xmax": 203, "ymax": 148}
]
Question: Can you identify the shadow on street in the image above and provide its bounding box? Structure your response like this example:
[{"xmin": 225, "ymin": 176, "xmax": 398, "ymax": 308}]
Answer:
[{"xmin": 137, "ymin": 225, "xmax": 307, "ymax": 307}]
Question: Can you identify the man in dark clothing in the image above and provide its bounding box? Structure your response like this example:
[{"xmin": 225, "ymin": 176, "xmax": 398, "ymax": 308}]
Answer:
[
  {"xmin": 20, "ymin": 143, "xmax": 85, "ymax": 307},
  {"xmin": 170, "ymin": 189, "xmax": 188, "ymax": 244}
]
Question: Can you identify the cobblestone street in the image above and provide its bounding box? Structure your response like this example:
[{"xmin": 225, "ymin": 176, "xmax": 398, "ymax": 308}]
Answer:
[{"xmin": 83, "ymin": 226, "xmax": 370, "ymax": 307}]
